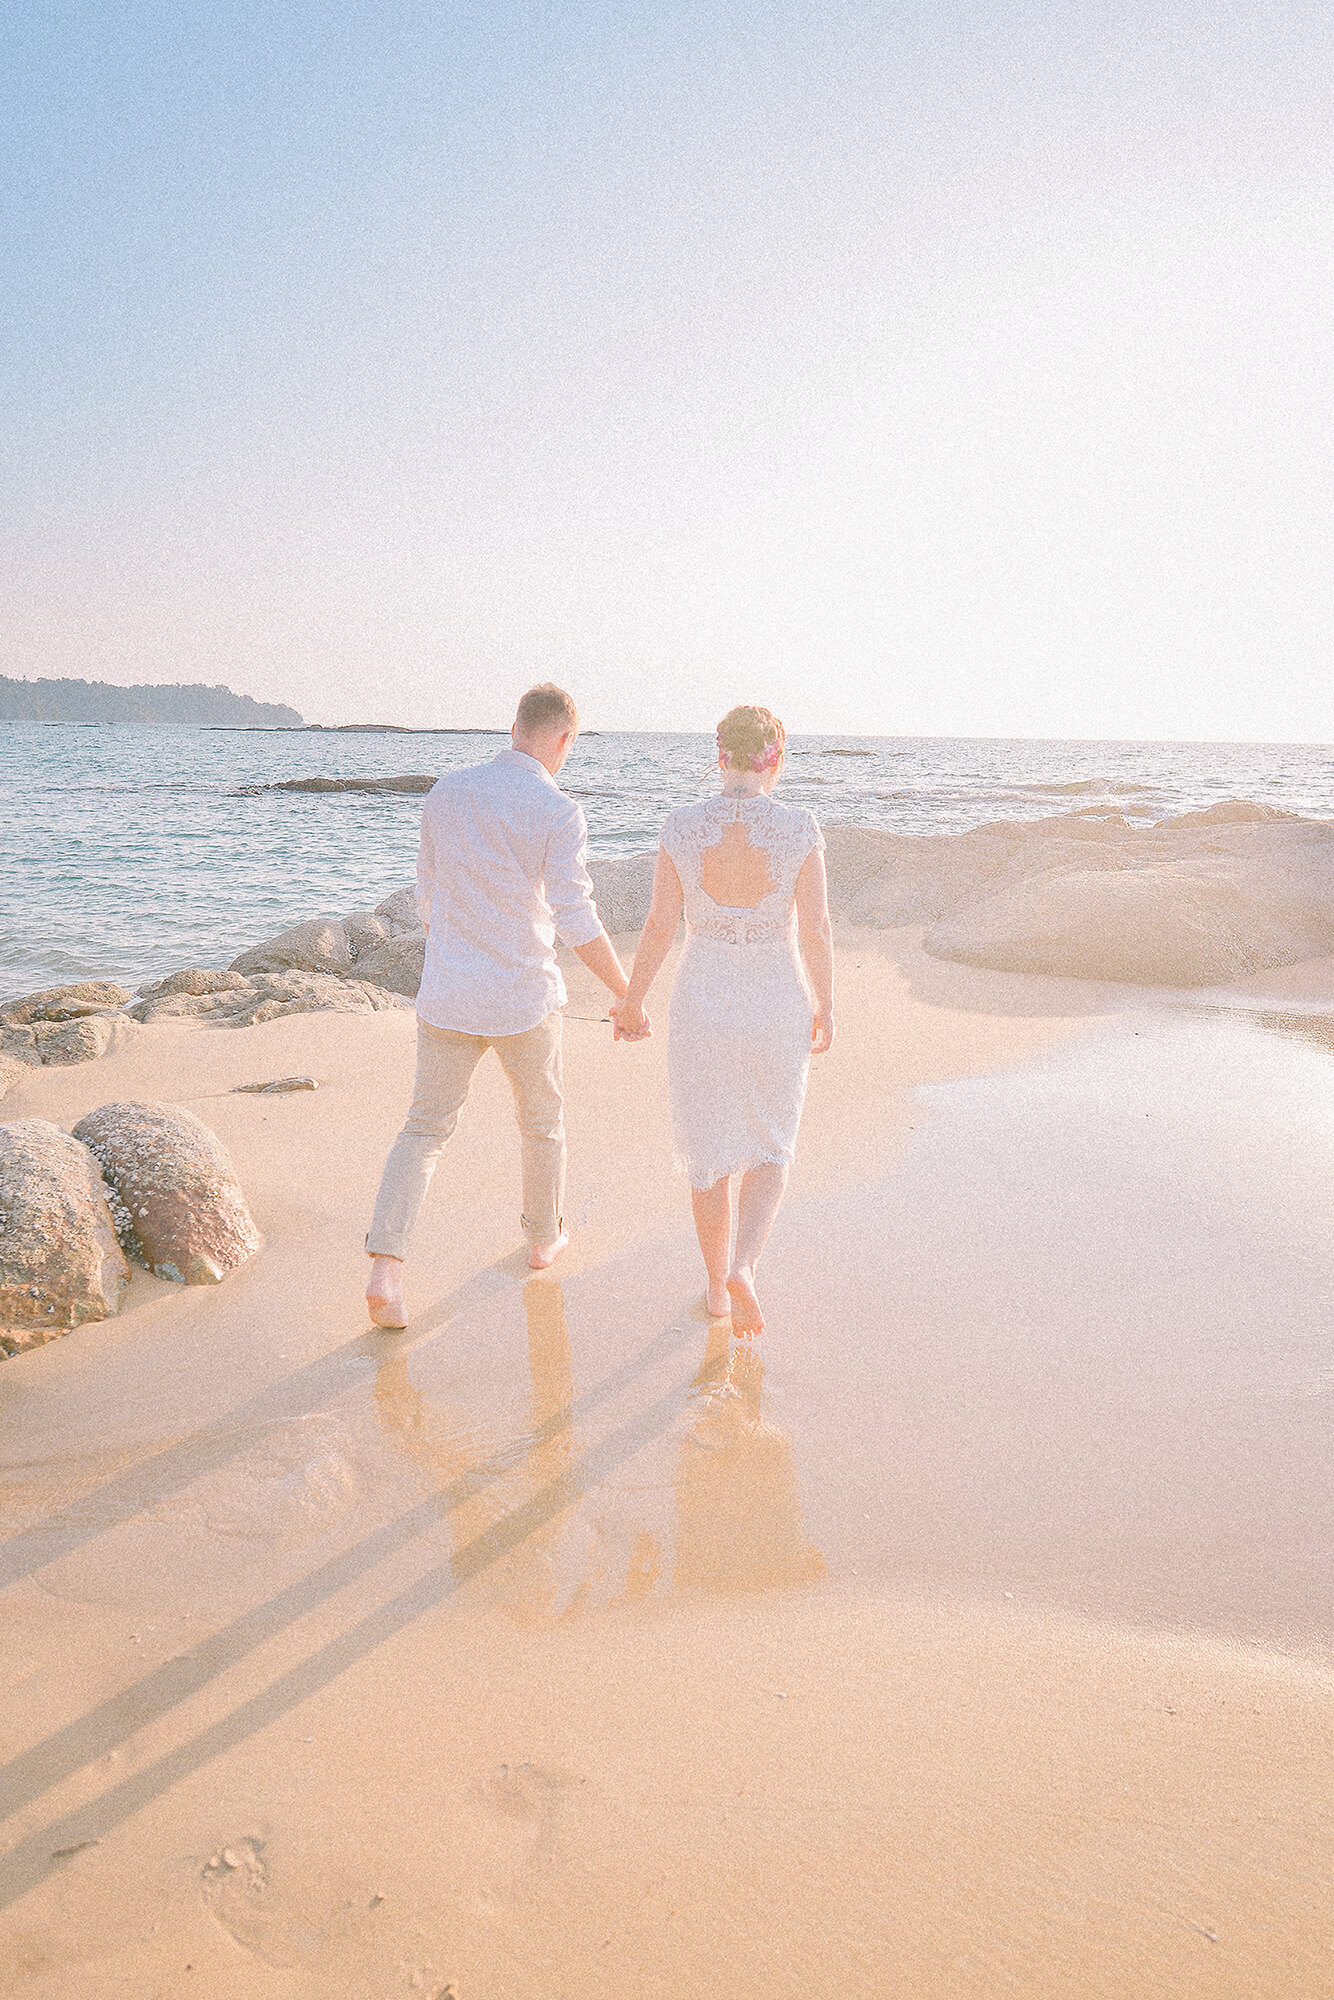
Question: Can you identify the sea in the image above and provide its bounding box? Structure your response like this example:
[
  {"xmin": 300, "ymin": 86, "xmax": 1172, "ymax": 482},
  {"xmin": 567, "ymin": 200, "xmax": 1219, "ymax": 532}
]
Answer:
[{"xmin": 3, "ymin": 723, "xmax": 1332, "ymax": 1003}]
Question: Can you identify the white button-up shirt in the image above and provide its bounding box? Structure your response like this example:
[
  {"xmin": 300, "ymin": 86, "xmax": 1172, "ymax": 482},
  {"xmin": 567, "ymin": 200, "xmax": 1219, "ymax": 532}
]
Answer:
[{"xmin": 413, "ymin": 748, "xmax": 605, "ymax": 1037}]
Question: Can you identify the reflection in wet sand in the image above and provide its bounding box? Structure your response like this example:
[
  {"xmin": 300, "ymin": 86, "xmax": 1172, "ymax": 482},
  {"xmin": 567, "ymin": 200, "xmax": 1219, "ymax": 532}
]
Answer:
[
  {"xmin": 372, "ymin": 1287, "xmax": 823, "ymax": 1619},
  {"xmin": 1251, "ymin": 1009, "xmax": 1334, "ymax": 1058},
  {"xmin": 373, "ymin": 1279, "xmax": 582, "ymax": 1621},
  {"xmin": 676, "ymin": 1326, "xmax": 824, "ymax": 1594}
]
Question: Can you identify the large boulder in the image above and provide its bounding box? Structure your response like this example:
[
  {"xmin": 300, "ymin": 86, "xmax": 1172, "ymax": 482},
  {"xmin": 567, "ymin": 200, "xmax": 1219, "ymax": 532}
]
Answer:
[
  {"xmin": 925, "ymin": 856, "xmax": 1334, "ymax": 987},
  {"xmin": 0, "ymin": 1026, "xmax": 42, "ymax": 1067},
  {"xmin": 587, "ymin": 853, "xmax": 656, "ymax": 933},
  {"xmin": 128, "ymin": 969, "xmax": 411, "ymax": 1026},
  {"xmin": 72, "ymin": 1101, "xmax": 261, "ymax": 1286},
  {"xmin": 137, "ymin": 968, "xmax": 251, "ymax": 1001},
  {"xmin": 33, "ymin": 1015, "xmax": 121, "ymax": 1065},
  {"xmin": 267, "ymin": 772, "xmax": 435, "ymax": 795},
  {"xmin": 230, "ymin": 918, "xmax": 353, "ymax": 979},
  {"xmin": 0, "ymin": 1120, "xmax": 129, "ymax": 1354},
  {"xmin": 221, "ymin": 971, "xmax": 409, "ymax": 1025},
  {"xmin": 373, "ymin": 887, "xmax": 422, "ymax": 934},
  {"xmin": 0, "ymin": 980, "xmax": 131, "ymax": 1026},
  {"xmin": 344, "ymin": 911, "xmax": 390, "ymax": 957},
  {"xmin": 351, "ymin": 931, "xmax": 427, "ymax": 997}
]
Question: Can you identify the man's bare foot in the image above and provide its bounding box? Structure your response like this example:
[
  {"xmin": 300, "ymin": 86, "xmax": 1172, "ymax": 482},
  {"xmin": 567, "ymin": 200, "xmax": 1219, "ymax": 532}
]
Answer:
[
  {"xmin": 528, "ymin": 1232, "xmax": 570, "ymax": 1271},
  {"xmin": 366, "ymin": 1255, "xmax": 408, "ymax": 1329},
  {"xmin": 726, "ymin": 1267, "xmax": 765, "ymax": 1335},
  {"xmin": 706, "ymin": 1280, "xmax": 731, "ymax": 1319}
]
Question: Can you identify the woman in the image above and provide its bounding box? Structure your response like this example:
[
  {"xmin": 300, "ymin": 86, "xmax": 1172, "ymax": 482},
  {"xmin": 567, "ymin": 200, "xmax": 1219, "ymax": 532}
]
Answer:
[{"xmin": 613, "ymin": 706, "xmax": 834, "ymax": 1333}]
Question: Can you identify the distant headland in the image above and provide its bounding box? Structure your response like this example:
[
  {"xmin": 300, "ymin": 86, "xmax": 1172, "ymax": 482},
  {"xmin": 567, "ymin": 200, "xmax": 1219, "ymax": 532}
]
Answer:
[{"xmin": 0, "ymin": 676, "xmax": 304, "ymax": 729}]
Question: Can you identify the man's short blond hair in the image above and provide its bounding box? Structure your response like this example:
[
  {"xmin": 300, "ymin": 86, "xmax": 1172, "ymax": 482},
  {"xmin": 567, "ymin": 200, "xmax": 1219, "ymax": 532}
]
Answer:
[{"xmin": 514, "ymin": 683, "xmax": 579, "ymax": 737}]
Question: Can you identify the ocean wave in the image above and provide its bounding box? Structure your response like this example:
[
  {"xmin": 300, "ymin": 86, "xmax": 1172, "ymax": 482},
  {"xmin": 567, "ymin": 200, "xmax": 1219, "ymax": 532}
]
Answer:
[{"xmin": 1014, "ymin": 778, "xmax": 1161, "ymax": 796}]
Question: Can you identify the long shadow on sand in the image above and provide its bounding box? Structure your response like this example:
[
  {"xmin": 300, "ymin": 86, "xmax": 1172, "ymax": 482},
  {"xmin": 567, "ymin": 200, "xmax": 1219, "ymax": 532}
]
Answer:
[
  {"xmin": 0, "ymin": 1293, "xmax": 704, "ymax": 1912},
  {"xmin": 0, "ymin": 1256, "xmax": 535, "ymax": 1592}
]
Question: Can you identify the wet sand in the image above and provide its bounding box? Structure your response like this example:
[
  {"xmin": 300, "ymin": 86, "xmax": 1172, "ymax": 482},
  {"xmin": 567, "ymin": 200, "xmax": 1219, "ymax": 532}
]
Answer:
[{"xmin": 2, "ymin": 934, "xmax": 1333, "ymax": 1995}]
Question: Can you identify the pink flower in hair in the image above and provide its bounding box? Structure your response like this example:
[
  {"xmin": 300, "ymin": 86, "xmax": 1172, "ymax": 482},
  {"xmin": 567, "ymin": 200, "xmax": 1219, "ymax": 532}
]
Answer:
[{"xmin": 717, "ymin": 732, "xmax": 782, "ymax": 772}]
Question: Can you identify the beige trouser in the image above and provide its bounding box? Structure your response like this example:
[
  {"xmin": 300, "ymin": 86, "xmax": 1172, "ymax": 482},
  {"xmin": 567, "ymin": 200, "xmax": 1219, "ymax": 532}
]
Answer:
[{"xmin": 366, "ymin": 1012, "xmax": 565, "ymax": 1259}]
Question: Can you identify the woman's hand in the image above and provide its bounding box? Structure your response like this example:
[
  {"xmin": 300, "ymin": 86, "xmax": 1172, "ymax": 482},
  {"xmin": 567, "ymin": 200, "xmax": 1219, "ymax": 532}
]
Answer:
[
  {"xmin": 612, "ymin": 999, "xmax": 651, "ymax": 1042},
  {"xmin": 811, "ymin": 1007, "xmax": 835, "ymax": 1055}
]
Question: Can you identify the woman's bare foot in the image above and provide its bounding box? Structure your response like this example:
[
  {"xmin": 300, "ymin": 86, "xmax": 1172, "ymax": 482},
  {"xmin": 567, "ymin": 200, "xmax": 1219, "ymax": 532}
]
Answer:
[
  {"xmin": 366, "ymin": 1255, "xmax": 408, "ymax": 1329},
  {"xmin": 705, "ymin": 1280, "xmax": 731, "ymax": 1319},
  {"xmin": 529, "ymin": 1231, "xmax": 570, "ymax": 1271},
  {"xmin": 726, "ymin": 1266, "xmax": 765, "ymax": 1335}
]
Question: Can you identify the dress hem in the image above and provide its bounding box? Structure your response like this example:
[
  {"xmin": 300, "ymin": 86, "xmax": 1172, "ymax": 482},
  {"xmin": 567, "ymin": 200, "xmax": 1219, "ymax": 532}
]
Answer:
[{"xmin": 674, "ymin": 1146, "xmax": 796, "ymax": 1191}]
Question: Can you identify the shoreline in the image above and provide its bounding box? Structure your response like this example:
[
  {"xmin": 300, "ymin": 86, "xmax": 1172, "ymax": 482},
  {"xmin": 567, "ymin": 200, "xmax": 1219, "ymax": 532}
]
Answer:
[{"xmin": 2, "ymin": 936, "xmax": 1333, "ymax": 1990}]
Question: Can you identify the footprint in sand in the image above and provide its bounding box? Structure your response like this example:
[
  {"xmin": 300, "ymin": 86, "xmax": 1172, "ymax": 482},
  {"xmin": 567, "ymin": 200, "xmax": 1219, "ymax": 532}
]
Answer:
[
  {"xmin": 202, "ymin": 1835, "xmax": 327, "ymax": 1968},
  {"xmin": 479, "ymin": 1760, "xmax": 584, "ymax": 1899}
]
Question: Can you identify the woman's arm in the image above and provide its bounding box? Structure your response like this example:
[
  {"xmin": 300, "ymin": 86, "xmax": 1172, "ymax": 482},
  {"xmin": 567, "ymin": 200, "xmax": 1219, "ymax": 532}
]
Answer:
[
  {"xmin": 795, "ymin": 846, "xmax": 835, "ymax": 1054},
  {"xmin": 612, "ymin": 849, "xmax": 684, "ymax": 1041}
]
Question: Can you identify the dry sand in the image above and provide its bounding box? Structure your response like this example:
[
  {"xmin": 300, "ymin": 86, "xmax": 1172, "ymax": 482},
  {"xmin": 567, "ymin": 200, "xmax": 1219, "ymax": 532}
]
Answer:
[{"xmin": 2, "ymin": 934, "xmax": 1333, "ymax": 1996}]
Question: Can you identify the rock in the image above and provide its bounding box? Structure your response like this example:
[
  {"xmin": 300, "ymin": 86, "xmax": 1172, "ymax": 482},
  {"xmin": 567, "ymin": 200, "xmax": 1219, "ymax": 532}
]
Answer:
[
  {"xmin": 128, "ymin": 989, "xmax": 244, "ymax": 1023},
  {"xmin": 33, "ymin": 1015, "xmax": 119, "ymax": 1065},
  {"xmin": 232, "ymin": 1076, "xmax": 318, "ymax": 1093},
  {"xmin": 345, "ymin": 911, "xmax": 390, "ymax": 956},
  {"xmin": 586, "ymin": 853, "xmax": 656, "ymax": 933},
  {"xmin": 220, "ymin": 971, "xmax": 410, "ymax": 1025},
  {"xmin": 230, "ymin": 918, "xmax": 354, "ymax": 979},
  {"xmin": 925, "ymin": 850, "xmax": 1334, "ymax": 986},
  {"xmin": 0, "ymin": 1052, "xmax": 29, "ymax": 1100},
  {"xmin": 0, "ymin": 1120, "xmax": 129, "ymax": 1354},
  {"xmin": 373, "ymin": 887, "xmax": 421, "ymax": 934},
  {"xmin": 352, "ymin": 931, "xmax": 427, "ymax": 997},
  {"xmin": 136, "ymin": 968, "xmax": 251, "ymax": 1001},
  {"xmin": 129, "ymin": 970, "xmax": 411, "ymax": 1027},
  {"xmin": 0, "ymin": 1027, "xmax": 42, "ymax": 1066},
  {"xmin": 72, "ymin": 1101, "xmax": 261, "ymax": 1285},
  {"xmin": 264, "ymin": 773, "xmax": 435, "ymax": 795},
  {"xmin": 0, "ymin": 981, "xmax": 131, "ymax": 1026},
  {"xmin": 1168, "ymin": 800, "xmax": 1298, "ymax": 826}
]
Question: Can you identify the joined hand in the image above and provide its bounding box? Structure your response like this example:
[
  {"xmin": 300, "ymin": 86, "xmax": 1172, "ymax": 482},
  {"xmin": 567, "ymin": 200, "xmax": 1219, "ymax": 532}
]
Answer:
[{"xmin": 611, "ymin": 1000, "xmax": 651, "ymax": 1042}]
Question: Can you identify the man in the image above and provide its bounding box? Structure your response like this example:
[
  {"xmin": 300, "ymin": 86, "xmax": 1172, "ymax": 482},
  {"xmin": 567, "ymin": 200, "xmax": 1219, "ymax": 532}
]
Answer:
[{"xmin": 365, "ymin": 683, "xmax": 635, "ymax": 1328}]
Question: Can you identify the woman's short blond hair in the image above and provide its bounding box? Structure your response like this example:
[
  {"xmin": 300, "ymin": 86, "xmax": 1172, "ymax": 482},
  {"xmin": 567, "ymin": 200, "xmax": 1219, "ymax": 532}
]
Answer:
[{"xmin": 716, "ymin": 704, "xmax": 785, "ymax": 772}]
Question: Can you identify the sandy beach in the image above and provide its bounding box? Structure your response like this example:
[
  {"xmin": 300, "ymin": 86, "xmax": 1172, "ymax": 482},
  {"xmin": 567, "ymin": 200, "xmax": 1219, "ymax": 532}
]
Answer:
[{"xmin": 2, "ymin": 922, "xmax": 1333, "ymax": 1997}]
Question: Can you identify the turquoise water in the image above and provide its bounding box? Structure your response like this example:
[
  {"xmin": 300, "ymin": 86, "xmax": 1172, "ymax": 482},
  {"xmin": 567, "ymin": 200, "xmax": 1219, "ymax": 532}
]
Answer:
[{"xmin": 3, "ymin": 724, "xmax": 1331, "ymax": 1001}]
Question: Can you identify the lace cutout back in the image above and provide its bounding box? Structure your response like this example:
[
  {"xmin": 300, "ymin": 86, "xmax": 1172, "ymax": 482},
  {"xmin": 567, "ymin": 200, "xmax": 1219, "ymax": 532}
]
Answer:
[
  {"xmin": 662, "ymin": 795, "xmax": 824, "ymax": 945},
  {"xmin": 698, "ymin": 820, "xmax": 776, "ymax": 910}
]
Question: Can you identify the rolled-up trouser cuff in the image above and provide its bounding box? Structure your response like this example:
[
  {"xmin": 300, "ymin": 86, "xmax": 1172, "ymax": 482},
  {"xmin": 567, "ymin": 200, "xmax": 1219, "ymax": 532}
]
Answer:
[{"xmin": 365, "ymin": 1229, "xmax": 410, "ymax": 1260}]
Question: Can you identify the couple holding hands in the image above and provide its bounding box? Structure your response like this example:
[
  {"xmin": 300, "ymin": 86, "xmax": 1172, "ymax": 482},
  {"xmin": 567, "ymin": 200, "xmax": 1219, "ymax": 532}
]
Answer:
[{"xmin": 365, "ymin": 684, "xmax": 835, "ymax": 1336}]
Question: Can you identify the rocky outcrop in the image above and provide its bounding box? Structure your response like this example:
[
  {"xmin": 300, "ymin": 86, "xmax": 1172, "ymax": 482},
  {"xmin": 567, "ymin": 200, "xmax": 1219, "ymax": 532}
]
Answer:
[
  {"xmin": 0, "ymin": 980, "xmax": 131, "ymax": 1026},
  {"xmin": 129, "ymin": 969, "xmax": 411, "ymax": 1026},
  {"xmin": 258, "ymin": 773, "xmax": 435, "ymax": 795},
  {"xmin": 806, "ymin": 808, "xmax": 1334, "ymax": 986},
  {"xmin": 0, "ymin": 983, "xmax": 134, "ymax": 1072},
  {"xmin": 33, "ymin": 1015, "xmax": 121, "ymax": 1065},
  {"xmin": 210, "ymin": 887, "xmax": 428, "ymax": 998},
  {"xmin": 226, "ymin": 885, "xmax": 428, "ymax": 989},
  {"xmin": 230, "ymin": 918, "xmax": 355, "ymax": 979},
  {"xmin": 588, "ymin": 853, "xmax": 657, "ymax": 933},
  {"xmin": 0, "ymin": 1028, "xmax": 42, "ymax": 1069},
  {"xmin": 0, "ymin": 1052, "xmax": 28, "ymax": 1101},
  {"xmin": 137, "ymin": 969, "xmax": 251, "ymax": 1001},
  {"xmin": 0, "ymin": 1120, "xmax": 129, "ymax": 1354},
  {"xmin": 347, "ymin": 931, "xmax": 426, "ymax": 997},
  {"xmin": 370, "ymin": 887, "xmax": 421, "ymax": 933},
  {"xmin": 73, "ymin": 1101, "xmax": 261, "ymax": 1286}
]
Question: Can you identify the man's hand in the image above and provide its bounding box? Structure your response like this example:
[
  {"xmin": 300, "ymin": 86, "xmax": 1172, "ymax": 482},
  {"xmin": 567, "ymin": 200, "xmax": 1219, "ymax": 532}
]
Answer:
[{"xmin": 611, "ymin": 1000, "xmax": 651, "ymax": 1042}]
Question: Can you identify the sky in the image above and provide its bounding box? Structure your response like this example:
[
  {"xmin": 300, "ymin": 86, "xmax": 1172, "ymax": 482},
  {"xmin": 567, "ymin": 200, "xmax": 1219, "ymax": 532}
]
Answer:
[{"xmin": 3, "ymin": 0, "xmax": 1332, "ymax": 737}]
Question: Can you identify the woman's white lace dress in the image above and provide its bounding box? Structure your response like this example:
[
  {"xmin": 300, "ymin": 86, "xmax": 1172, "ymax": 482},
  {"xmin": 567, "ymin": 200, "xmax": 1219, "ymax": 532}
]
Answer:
[{"xmin": 659, "ymin": 795, "xmax": 824, "ymax": 1189}]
